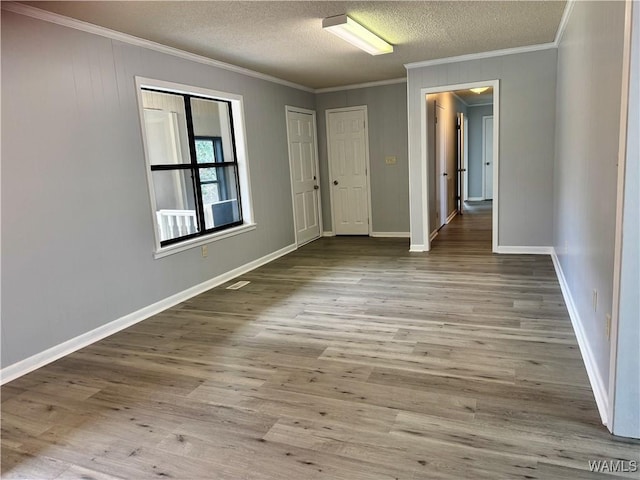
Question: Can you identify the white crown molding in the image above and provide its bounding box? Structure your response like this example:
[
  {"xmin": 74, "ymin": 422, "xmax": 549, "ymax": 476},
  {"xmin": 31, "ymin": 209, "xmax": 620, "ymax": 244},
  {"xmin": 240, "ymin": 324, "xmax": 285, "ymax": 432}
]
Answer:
[
  {"xmin": 451, "ymin": 91, "xmax": 469, "ymax": 107},
  {"xmin": 555, "ymin": 0, "xmax": 577, "ymax": 46},
  {"xmin": 2, "ymin": 1, "xmax": 576, "ymax": 98},
  {"xmin": 466, "ymin": 102, "xmax": 494, "ymax": 108},
  {"xmin": 405, "ymin": 1, "xmax": 574, "ymax": 72},
  {"xmin": 315, "ymin": 77, "xmax": 407, "ymax": 94},
  {"xmin": 452, "ymin": 92, "xmax": 495, "ymax": 109},
  {"xmin": 1, "ymin": 2, "xmax": 315, "ymax": 93},
  {"xmin": 404, "ymin": 42, "xmax": 557, "ymax": 70},
  {"xmin": 0, "ymin": 243, "xmax": 297, "ymax": 385}
]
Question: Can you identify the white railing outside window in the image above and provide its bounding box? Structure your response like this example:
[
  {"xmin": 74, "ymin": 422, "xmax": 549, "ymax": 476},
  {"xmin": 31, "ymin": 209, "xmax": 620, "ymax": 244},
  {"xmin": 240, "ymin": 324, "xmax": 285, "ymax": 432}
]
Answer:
[{"xmin": 156, "ymin": 207, "xmax": 216, "ymax": 242}]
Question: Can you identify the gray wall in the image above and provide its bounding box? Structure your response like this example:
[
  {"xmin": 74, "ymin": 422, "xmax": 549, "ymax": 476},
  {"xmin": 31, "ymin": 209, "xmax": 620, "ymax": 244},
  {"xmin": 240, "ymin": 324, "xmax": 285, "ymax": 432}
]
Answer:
[
  {"xmin": 316, "ymin": 83, "xmax": 409, "ymax": 234},
  {"xmin": 1, "ymin": 12, "xmax": 314, "ymax": 368},
  {"xmin": 407, "ymin": 49, "xmax": 557, "ymax": 248},
  {"xmin": 553, "ymin": 1, "xmax": 626, "ymax": 406},
  {"xmin": 613, "ymin": 3, "xmax": 639, "ymax": 438},
  {"xmin": 467, "ymin": 104, "xmax": 494, "ymax": 199}
]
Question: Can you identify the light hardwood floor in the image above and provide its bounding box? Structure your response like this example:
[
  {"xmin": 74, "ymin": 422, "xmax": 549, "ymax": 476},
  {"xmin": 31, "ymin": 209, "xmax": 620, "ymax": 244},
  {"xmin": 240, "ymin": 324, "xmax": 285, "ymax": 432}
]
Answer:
[{"xmin": 2, "ymin": 203, "xmax": 638, "ymax": 479}]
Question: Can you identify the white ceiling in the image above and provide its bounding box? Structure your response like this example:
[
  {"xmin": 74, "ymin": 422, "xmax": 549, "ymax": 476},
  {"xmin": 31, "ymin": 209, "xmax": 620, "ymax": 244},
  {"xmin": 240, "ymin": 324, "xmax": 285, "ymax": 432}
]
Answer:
[{"xmin": 22, "ymin": 1, "xmax": 567, "ymax": 90}]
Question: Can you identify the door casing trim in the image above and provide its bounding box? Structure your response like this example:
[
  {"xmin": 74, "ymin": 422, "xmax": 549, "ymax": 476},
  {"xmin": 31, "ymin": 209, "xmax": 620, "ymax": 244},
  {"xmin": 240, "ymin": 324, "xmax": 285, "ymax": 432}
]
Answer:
[{"xmin": 419, "ymin": 80, "xmax": 500, "ymax": 252}]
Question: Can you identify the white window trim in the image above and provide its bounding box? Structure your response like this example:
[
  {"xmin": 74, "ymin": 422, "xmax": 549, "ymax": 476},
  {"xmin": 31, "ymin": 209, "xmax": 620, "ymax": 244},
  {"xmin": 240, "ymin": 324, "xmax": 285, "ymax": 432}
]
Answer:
[
  {"xmin": 135, "ymin": 76, "xmax": 255, "ymax": 257},
  {"xmin": 153, "ymin": 223, "xmax": 257, "ymax": 259}
]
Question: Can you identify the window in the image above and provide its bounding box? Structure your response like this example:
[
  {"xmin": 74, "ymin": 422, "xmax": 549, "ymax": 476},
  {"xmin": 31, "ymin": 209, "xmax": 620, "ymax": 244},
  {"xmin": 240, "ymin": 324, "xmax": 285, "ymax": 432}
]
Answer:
[
  {"xmin": 195, "ymin": 137, "xmax": 224, "ymax": 204},
  {"xmin": 136, "ymin": 78, "xmax": 253, "ymax": 255}
]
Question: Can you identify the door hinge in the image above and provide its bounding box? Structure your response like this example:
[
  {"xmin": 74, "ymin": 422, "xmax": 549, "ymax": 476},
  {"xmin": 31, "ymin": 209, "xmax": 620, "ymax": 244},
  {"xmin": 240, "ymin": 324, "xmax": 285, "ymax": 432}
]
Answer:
[{"xmin": 435, "ymin": 116, "xmax": 438, "ymax": 124}]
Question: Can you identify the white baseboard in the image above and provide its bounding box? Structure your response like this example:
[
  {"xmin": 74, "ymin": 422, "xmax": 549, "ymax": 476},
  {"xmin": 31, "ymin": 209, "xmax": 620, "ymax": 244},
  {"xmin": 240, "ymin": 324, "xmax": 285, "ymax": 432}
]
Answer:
[
  {"xmin": 322, "ymin": 231, "xmax": 335, "ymax": 237},
  {"xmin": 495, "ymin": 246, "xmax": 554, "ymax": 255},
  {"xmin": 0, "ymin": 243, "xmax": 297, "ymax": 385},
  {"xmin": 466, "ymin": 197, "xmax": 484, "ymax": 202},
  {"xmin": 370, "ymin": 232, "xmax": 410, "ymax": 238},
  {"xmin": 551, "ymin": 249, "xmax": 609, "ymax": 426},
  {"xmin": 446, "ymin": 210, "xmax": 458, "ymax": 224},
  {"xmin": 409, "ymin": 244, "xmax": 427, "ymax": 252}
]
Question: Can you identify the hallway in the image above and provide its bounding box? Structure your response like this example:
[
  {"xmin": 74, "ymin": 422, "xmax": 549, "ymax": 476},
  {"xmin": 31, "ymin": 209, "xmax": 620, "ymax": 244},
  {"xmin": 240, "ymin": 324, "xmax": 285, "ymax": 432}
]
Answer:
[
  {"xmin": 2, "ymin": 205, "xmax": 638, "ymax": 479},
  {"xmin": 431, "ymin": 200, "xmax": 493, "ymax": 253}
]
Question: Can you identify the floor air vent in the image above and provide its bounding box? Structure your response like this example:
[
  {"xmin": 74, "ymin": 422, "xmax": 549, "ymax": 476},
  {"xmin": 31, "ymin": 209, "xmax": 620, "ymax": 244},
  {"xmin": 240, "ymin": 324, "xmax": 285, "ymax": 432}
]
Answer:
[{"xmin": 226, "ymin": 280, "xmax": 250, "ymax": 290}]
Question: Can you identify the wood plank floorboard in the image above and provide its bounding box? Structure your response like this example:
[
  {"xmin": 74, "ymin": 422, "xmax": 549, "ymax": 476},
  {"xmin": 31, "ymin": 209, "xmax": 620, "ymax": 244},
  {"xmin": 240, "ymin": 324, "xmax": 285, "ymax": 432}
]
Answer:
[{"xmin": 2, "ymin": 202, "xmax": 638, "ymax": 479}]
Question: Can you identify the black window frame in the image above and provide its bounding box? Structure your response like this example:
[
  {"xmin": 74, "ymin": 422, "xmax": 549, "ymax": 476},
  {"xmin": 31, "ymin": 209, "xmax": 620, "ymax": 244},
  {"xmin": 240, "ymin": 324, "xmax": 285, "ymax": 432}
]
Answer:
[
  {"xmin": 143, "ymin": 88, "xmax": 244, "ymax": 247},
  {"xmin": 194, "ymin": 136, "xmax": 229, "ymax": 201}
]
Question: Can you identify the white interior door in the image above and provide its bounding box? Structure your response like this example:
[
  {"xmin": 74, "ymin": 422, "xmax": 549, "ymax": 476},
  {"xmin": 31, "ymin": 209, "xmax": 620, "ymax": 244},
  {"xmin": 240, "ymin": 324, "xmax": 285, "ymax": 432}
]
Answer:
[
  {"xmin": 457, "ymin": 112, "xmax": 465, "ymax": 214},
  {"xmin": 463, "ymin": 116, "xmax": 469, "ymax": 201},
  {"xmin": 483, "ymin": 115, "xmax": 494, "ymax": 200},
  {"xmin": 286, "ymin": 108, "xmax": 321, "ymax": 246},
  {"xmin": 435, "ymin": 104, "xmax": 448, "ymax": 227},
  {"xmin": 327, "ymin": 108, "xmax": 370, "ymax": 235}
]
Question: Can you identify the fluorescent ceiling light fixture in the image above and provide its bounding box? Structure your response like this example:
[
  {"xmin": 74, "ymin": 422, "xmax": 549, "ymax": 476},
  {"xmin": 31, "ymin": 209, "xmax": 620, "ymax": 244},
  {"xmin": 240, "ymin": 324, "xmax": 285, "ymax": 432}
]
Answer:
[
  {"xmin": 470, "ymin": 87, "xmax": 490, "ymax": 94},
  {"xmin": 323, "ymin": 14, "xmax": 393, "ymax": 56}
]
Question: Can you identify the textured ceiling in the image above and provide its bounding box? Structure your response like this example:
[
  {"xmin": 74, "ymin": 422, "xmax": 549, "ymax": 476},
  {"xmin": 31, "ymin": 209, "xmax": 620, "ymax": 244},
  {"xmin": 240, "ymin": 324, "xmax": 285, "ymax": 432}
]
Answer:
[{"xmin": 22, "ymin": 1, "xmax": 566, "ymax": 89}]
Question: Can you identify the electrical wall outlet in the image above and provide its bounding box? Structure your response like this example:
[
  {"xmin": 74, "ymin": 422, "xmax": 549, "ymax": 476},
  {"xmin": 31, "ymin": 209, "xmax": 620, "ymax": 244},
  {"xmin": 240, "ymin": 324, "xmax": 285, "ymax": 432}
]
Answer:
[
  {"xmin": 606, "ymin": 314, "xmax": 611, "ymax": 338},
  {"xmin": 385, "ymin": 156, "xmax": 397, "ymax": 165},
  {"xmin": 201, "ymin": 245, "xmax": 208, "ymax": 258}
]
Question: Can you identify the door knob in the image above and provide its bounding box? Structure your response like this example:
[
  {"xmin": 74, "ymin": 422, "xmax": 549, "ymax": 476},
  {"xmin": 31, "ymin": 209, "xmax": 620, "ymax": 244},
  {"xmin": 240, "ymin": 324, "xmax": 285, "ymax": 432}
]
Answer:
[
  {"xmin": 443, "ymin": 173, "xmax": 448, "ymax": 176},
  {"xmin": 486, "ymin": 162, "xmax": 490, "ymax": 166},
  {"xmin": 314, "ymin": 185, "xmax": 319, "ymax": 190},
  {"xmin": 333, "ymin": 180, "xmax": 339, "ymax": 185}
]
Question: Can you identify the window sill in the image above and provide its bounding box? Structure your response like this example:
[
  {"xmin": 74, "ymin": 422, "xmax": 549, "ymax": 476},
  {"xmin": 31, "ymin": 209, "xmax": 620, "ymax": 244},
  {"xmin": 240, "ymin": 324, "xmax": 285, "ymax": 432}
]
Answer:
[{"xmin": 153, "ymin": 223, "xmax": 257, "ymax": 259}]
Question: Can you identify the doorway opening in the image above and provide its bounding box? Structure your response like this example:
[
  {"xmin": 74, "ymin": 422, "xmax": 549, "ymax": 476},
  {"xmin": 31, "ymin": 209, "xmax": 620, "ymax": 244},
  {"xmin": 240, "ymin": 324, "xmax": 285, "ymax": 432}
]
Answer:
[{"xmin": 420, "ymin": 80, "xmax": 499, "ymax": 252}]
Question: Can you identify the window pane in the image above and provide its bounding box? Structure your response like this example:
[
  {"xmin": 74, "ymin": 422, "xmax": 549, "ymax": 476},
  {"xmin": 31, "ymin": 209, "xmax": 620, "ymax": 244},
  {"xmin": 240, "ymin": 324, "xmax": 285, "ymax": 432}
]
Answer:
[
  {"xmin": 151, "ymin": 169, "xmax": 199, "ymax": 242},
  {"xmin": 200, "ymin": 166, "xmax": 241, "ymax": 230},
  {"xmin": 141, "ymin": 90, "xmax": 191, "ymax": 165},
  {"xmin": 191, "ymin": 98, "xmax": 235, "ymax": 163},
  {"xmin": 195, "ymin": 137, "xmax": 224, "ymax": 164},
  {"xmin": 201, "ymin": 183, "xmax": 220, "ymax": 206},
  {"xmin": 195, "ymin": 139, "xmax": 214, "ymax": 163},
  {"xmin": 200, "ymin": 166, "xmax": 217, "ymax": 183}
]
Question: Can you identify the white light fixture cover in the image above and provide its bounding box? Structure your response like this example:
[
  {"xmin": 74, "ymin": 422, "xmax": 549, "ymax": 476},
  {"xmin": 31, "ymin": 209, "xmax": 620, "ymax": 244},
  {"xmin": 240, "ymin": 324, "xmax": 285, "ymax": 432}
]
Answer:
[
  {"xmin": 470, "ymin": 87, "xmax": 489, "ymax": 94},
  {"xmin": 323, "ymin": 14, "xmax": 393, "ymax": 56}
]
